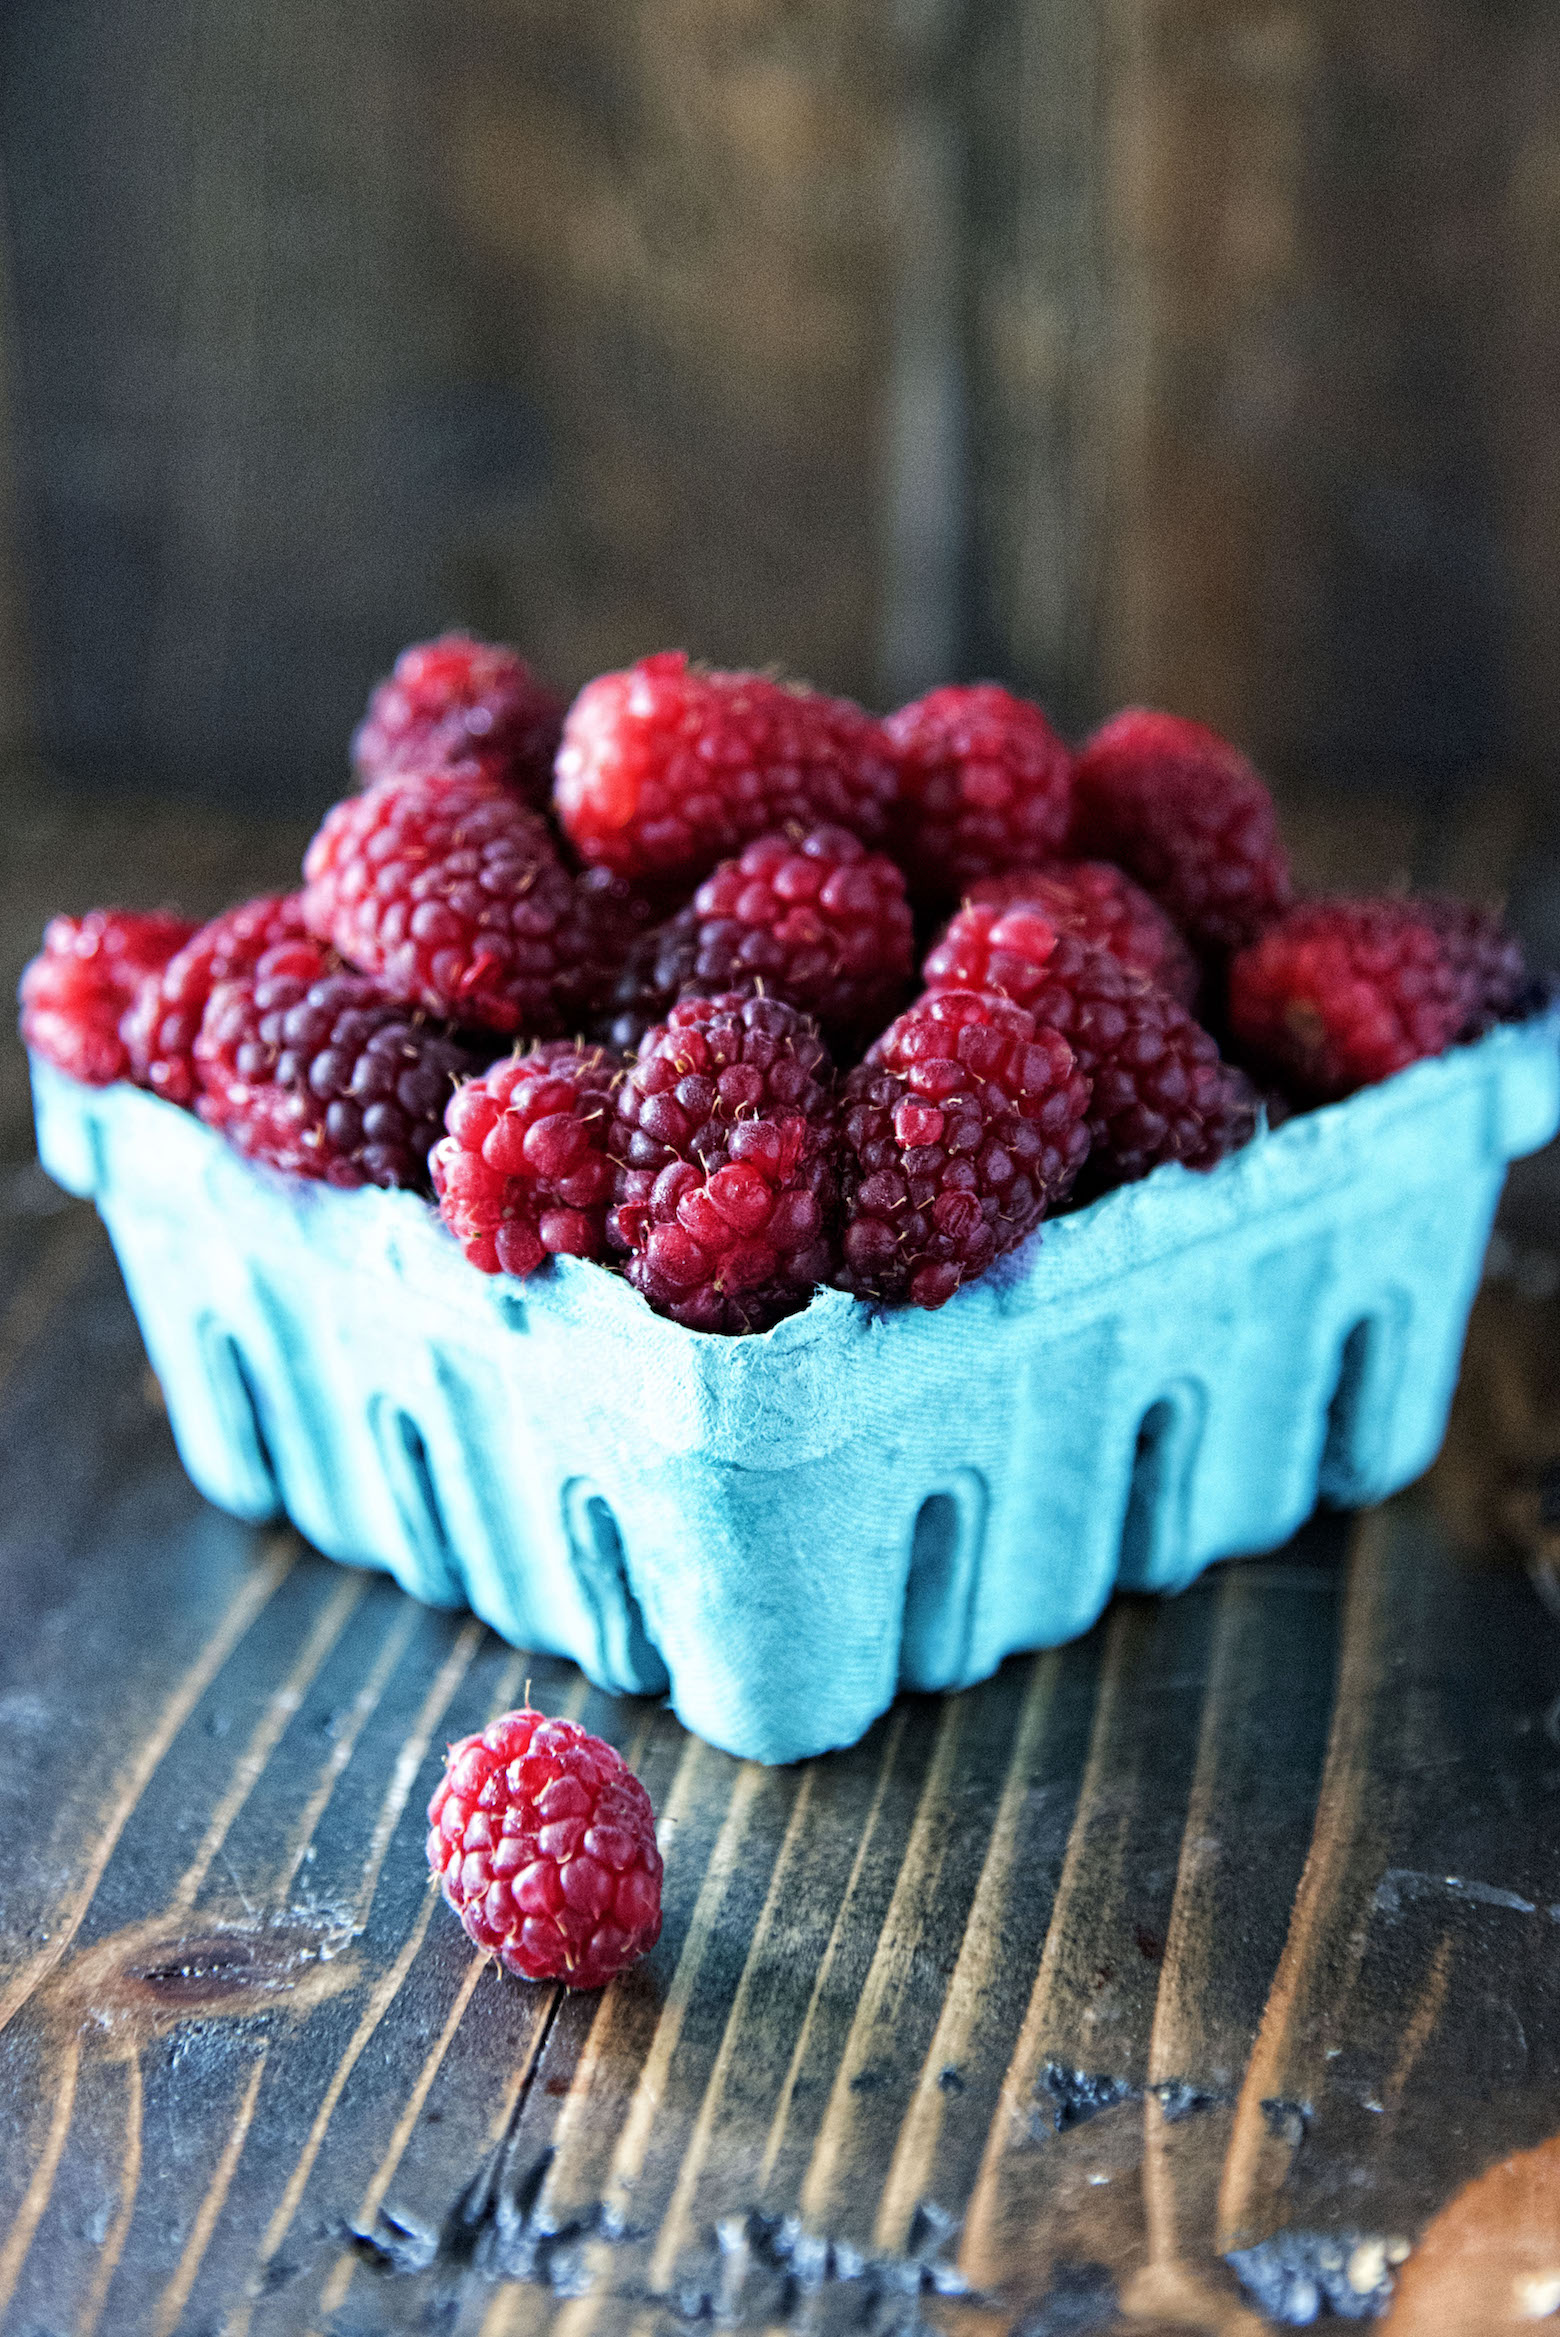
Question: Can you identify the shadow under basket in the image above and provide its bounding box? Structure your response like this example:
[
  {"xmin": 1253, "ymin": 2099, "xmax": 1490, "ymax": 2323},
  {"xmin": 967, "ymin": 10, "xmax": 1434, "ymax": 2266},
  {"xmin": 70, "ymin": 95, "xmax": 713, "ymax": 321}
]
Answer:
[{"xmin": 31, "ymin": 1016, "xmax": 1560, "ymax": 1764}]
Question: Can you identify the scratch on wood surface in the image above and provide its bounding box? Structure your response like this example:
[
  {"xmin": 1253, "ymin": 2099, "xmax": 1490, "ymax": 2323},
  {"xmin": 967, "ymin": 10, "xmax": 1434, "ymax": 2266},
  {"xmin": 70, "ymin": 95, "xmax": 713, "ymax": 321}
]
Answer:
[
  {"xmin": 75, "ymin": 2049, "xmax": 143, "ymax": 2337},
  {"xmin": 273, "ymin": 1598, "xmax": 423, "ymax": 1900},
  {"xmin": 873, "ymin": 1653, "xmax": 1060, "ymax": 2254},
  {"xmin": 0, "ymin": 2029, "xmax": 81, "ymax": 2320},
  {"xmin": 643, "ymin": 1768, "xmax": 820, "ymax": 2291},
  {"xmin": 1384, "ymin": 1932, "xmax": 1456, "ymax": 2114},
  {"xmin": 313, "ymin": 1948, "xmax": 495, "ymax": 2326},
  {"xmin": 349, "ymin": 1616, "xmax": 487, "ymax": 1932},
  {"xmin": 757, "ymin": 1708, "xmax": 909, "ymax": 2191},
  {"xmin": 1124, "ymin": 1574, "xmax": 1276, "ymax": 2333},
  {"xmin": 797, "ymin": 1695, "xmax": 969, "ymax": 2232},
  {"xmin": 172, "ymin": 1570, "xmax": 367, "ymax": 1910},
  {"xmin": 151, "ymin": 2047, "xmax": 269, "ymax": 2337},
  {"xmin": 227, "ymin": 1879, "xmax": 445, "ymax": 2334},
  {"xmin": 959, "ymin": 1602, "xmax": 1143, "ymax": 2284},
  {"xmin": 0, "ymin": 1535, "xmax": 299, "ymax": 2039}
]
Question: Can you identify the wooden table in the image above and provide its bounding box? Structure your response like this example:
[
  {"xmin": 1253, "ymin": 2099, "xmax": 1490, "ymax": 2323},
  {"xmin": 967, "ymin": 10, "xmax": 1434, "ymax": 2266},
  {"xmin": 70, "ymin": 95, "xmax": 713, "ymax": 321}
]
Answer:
[{"xmin": 3, "ymin": 777, "xmax": 1559, "ymax": 2336}]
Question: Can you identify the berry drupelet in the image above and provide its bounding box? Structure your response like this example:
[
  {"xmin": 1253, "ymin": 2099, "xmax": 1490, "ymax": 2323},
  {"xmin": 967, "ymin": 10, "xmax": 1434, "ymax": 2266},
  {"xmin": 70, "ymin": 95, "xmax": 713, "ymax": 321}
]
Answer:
[
  {"xmin": 925, "ymin": 903, "xmax": 1256, "ymax": 1189},
  {"xmin": 554, "ymin": 652, "xmax": 900, "ymax": 888},
  {"xmin": 1420, "ymin": 899, "xmax": 1529, "ymax": 1034},
  {"xmin": 1070, "ymin": 709, "xmax": 1292, "ymax": 953},
  {"xmin": 836, "ymin": 987, "xmax": 1092, "ymax": 1309},
  {"xmin": 433, "ymin": 1043, "xmax": 622, "ymax": 1277},
  {"xmin": 123, "ymin": 892, "xmax": 311, "ymax": 1107},
  {"xmin": 302, "ymin": 769, "xmax": 644, "ymax": 1036},
  {"xmin": 20, "ymin": 909, "xmax": 198, "ymax": 1087},
  {"xmin": 352, "ymin": 632, "xmax": 565, "ymax": 805},
  {"xmin": 969, "ymin": 859, "xmax": 1200, "ymax": 1006},
  {"xmin": 884, "ymin": 682, "xmax": 1074, "ymax": 900},
  {"xmin": 607, "ymin": 991, "xmax": 837, "ymax": 1333},
  {"xmin": 427, "ymin": 1706, "xmax": 662, "ymax": 1988},
  {"xmin": 1227, "ymin": 896, "xmax": 1482, "ymax": 1103},
  {"xmin": 194, "ymin": 940, "xmax": 483, "ymax": 1188},
  {"xmin": 602, "ymin": 824, "xmax": 913, "ymax": 1053}
]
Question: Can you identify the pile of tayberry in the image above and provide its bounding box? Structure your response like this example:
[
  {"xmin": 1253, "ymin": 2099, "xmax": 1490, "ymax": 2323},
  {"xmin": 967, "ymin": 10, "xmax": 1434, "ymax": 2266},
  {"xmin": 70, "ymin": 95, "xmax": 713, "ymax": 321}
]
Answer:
[{"xmin": 22, "ymin": 635, "xmax": 1536, "ymax": 1334}]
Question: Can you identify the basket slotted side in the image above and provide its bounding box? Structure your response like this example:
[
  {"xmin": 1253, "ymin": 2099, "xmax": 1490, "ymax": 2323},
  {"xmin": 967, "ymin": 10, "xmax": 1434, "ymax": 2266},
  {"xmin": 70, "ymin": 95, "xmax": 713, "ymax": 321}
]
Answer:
[{"xmin": 30, "ymin": 1016, "xmax": 1560, "ymax": 1761}]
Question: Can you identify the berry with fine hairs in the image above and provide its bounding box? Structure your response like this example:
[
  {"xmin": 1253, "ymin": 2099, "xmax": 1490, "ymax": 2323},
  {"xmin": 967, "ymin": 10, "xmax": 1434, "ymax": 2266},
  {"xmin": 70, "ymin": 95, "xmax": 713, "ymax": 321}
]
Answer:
[
  {"xmin": 427, "ymin": 1705, "xmax": 662, "ymax": 1989},
  {"xmin": 1227, "ymin": 896, "xmax": 1480, "ymax": 1103},
  {"xmin": 602, "ymin": 824, "xmax": 913, "ymax": 1052},
  {"xmin": 1420, "ymin": 898, "xmax": 1529, "ymax": 1034},
  {"xmin": 969, "ymin": 859, "xmax": 1199, "ymax": 1006},
  {"xmin": 123, "ymin": 892, "xmax": 310, "ymax": 1107},
  {"xmin": 924, "ymin": 905, "xmax": 1256, "ymax": 1188},
  {"xmin": 836, "ymin": 988, "xmax": 1092, "ymax": 1310},
  {"xmin": 302, "ymin": 769, "xmax": 645, "ymax": 1035},
  {"xmin": 195, "ymin": 942, "xmax": 484, "ymax": 1188},
  {"xmin": 608, "ymin": 991, "xmax": 837, "ymax": 1333},
  {"xmin": 554, "ymin": 651, "xmax": 900, "ymax": 887},
  {"xmin": 20, "ymin": 909, "xmax": 198, "ymax": 1087},
  {"xmin": 883, "ymin": 683, "xmax": 1074, "ymax": 899},
  {"xmin": 353, "ymin": 633, "xmax": 564, "ymax": 806},
  {"xmin": 433, "ymin": 1043, "xmax": 621, "ymax": 1278},
  {"xmin": 1070, "ymin": 709, "xmax": 1293, "ymax": 952}
]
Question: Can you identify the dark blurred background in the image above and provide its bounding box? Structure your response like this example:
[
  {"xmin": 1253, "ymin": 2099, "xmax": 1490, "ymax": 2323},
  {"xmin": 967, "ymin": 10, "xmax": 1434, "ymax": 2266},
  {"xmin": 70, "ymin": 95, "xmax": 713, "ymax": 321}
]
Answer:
[{"xmin": 3, "ymin": 0, "xmax": 1560, "ymax": 1166}]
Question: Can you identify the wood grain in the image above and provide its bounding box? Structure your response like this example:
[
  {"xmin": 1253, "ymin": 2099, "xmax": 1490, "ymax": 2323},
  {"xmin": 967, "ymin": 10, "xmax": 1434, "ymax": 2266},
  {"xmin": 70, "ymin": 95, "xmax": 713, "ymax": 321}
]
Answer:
[
  {"xmin": 2, "ymin": 800, "xmax": 1559, "ymax": 2335},
  {"xmin": 7, "ymin": 2, "xmax": 1560, "ymax": 818}
]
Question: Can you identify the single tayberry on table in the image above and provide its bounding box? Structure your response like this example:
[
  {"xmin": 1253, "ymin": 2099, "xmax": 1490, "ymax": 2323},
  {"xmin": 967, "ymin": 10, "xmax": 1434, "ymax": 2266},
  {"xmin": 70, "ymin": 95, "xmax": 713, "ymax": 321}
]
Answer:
[{"xmin": 427, "ymin": 1706, "xmax": 662, "ymax": 1989}]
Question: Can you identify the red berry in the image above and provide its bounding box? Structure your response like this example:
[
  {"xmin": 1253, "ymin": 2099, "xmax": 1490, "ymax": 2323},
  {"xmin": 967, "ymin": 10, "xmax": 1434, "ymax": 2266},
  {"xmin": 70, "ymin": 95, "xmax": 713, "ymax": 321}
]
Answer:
[
  {"xmin": 608, "ymin": 992, "xmax": 837, "ymax": 1333},
  {"xmin": 353, "ymin": 633, "xmax": 564, "ymax": 805},
  {"xmin": 603, "ymin": 824, "xmax": 913, "ymax": 1053},
  {"xmin": 554, "ymin": 652, "xmax": 900, "ymax": 886},
  {"xmin": 969, "ymin": 860, "xmax": 1199, "ymax": 1006},
  {"xmin": 883, "ymin": 683, "xmax": 1073, "ymax": 898},
  {"xmin": 925, "ymin": 905, "xmax": 1254, "ymax": 1189},
  {"xmin": 1071, "ymin": 710, "xmax": 1293, "ymax": 952},
  {"xmin": 302, "ymin": 770, "xmax": 645, "ymax": 1036},
  {"xmin": 836, "ymin": 988, "xmax": 1092, "ymax": 1309},
  {"xmin": 427, "ymin": 1706, "xmax": 662, "ymax": 1989},
  {"xmin": 122, "ymin": 892, "xmax": 310, "ymax": 1106},
  {"xmin": 432, "ymin": 1042, "xmax": 622, "ymax": 1277},
  {"xmin": 195, "ymin": 942, "xmax": 484, "ymax": 1188},
  {"xmin": 1419, "ymin": 898, "xmax": 1528, "ymax": 1034},
  {"xmin": 20, "ymin": 909, "xmax": 197, "ymax": 1086},
  {"xmin": 1228, "ymin": 896, "xmax": 1478, "ymax": 1103}
]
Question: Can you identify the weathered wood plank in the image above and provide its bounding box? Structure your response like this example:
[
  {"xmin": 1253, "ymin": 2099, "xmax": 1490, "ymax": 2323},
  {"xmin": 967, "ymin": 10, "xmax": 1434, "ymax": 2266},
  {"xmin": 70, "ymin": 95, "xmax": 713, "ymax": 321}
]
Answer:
[{"xmin": 3, "ymin": 800, "xmax": 1560, "ymax": 2337}]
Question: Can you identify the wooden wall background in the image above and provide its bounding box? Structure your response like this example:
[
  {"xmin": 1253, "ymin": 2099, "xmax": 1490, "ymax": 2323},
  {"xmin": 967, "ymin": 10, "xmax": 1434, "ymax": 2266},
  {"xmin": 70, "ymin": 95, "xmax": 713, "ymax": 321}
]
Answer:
[{"xmin": 2, "ymin": 0, "xmax": 1560, "ymax": 825}]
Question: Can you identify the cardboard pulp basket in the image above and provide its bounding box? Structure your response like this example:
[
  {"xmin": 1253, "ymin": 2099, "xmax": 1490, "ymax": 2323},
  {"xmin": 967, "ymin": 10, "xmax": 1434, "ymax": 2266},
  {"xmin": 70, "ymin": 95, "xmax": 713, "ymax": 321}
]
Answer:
[{"xmin": 31, "ymin": 1016, "xmax": 1560, "ymax": 1763}]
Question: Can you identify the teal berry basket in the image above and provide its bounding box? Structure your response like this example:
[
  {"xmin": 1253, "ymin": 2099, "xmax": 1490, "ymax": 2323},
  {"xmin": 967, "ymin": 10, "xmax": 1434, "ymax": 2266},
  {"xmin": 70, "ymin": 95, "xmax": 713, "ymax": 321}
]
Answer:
[{"xmin": 31, "ymin": 1012, "xmax": 1560, "ymax": 1764}]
